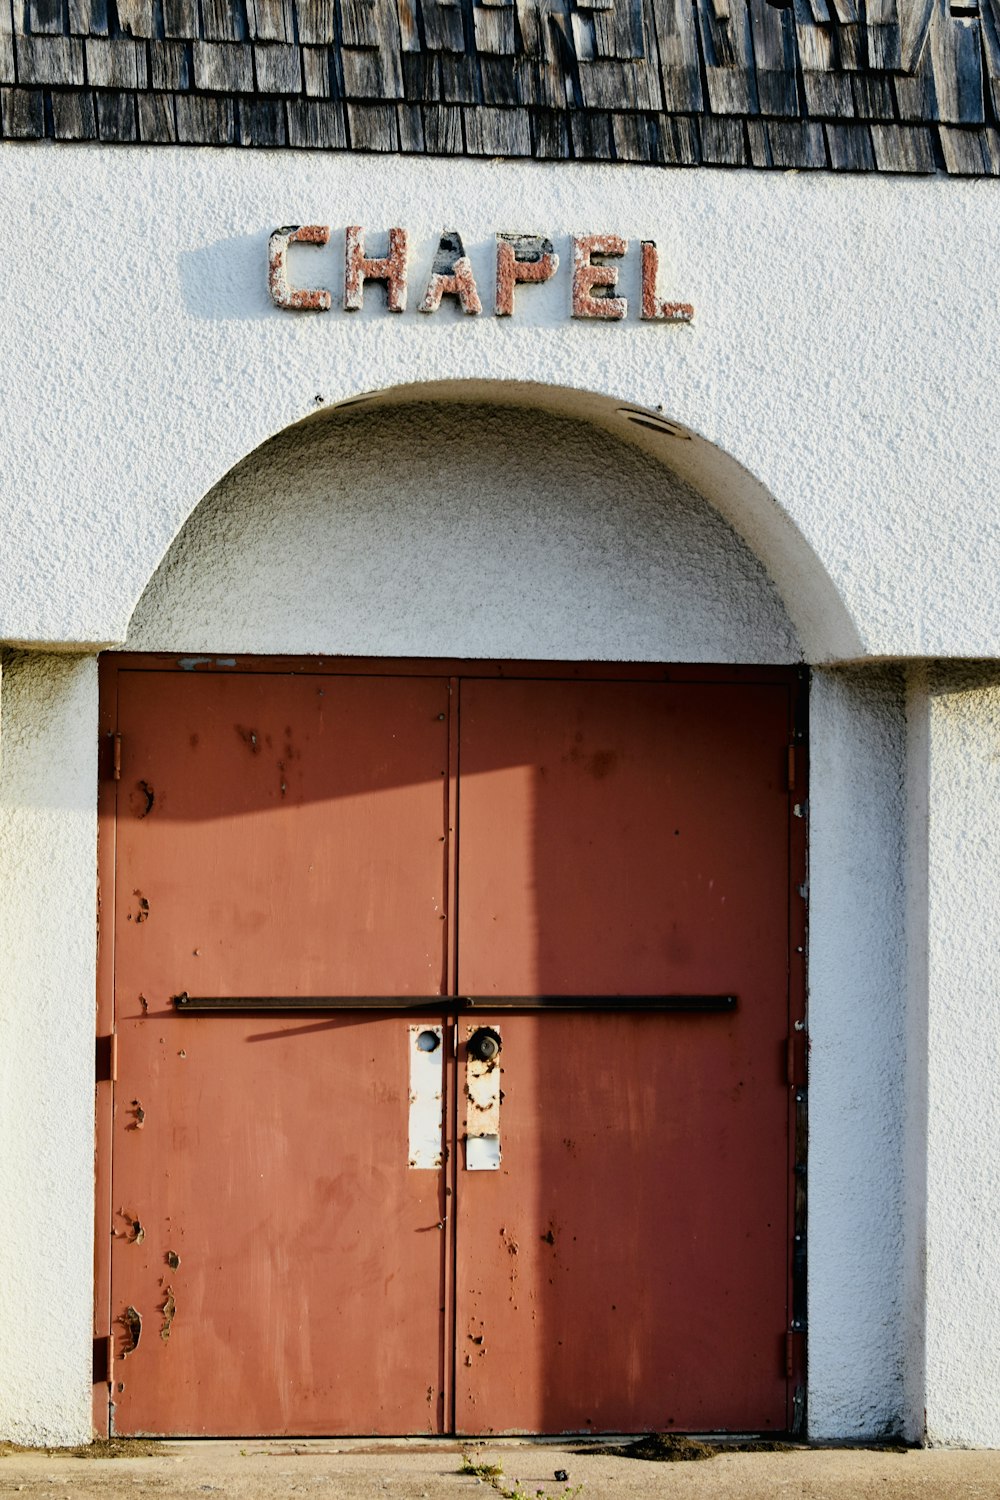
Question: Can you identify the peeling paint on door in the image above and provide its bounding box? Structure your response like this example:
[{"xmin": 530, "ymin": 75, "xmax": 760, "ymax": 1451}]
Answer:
[
  {"xmin": 464, "ymin": 1026, "xmax": 502, "ymax": 1171},
  {"xmin": 408, "ymin": 1024, "xmax": 444, "ymax": 1169}
]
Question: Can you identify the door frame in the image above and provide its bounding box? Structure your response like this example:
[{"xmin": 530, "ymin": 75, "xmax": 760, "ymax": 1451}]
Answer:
[{"xmin": 94, "ymin": 653, "xmax": 808, "ymax": 1436}]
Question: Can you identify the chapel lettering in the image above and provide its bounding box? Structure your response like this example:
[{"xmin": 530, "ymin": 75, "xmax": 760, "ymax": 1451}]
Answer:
[{"xmin": 267, "ymin": 226, "xmax": 693, "ymax": 323}]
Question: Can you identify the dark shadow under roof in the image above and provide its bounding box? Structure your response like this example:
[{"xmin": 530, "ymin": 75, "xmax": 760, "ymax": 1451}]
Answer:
[{"xmin": 3, "ymin": 0, "xmax": 1000, "ymax": 173}]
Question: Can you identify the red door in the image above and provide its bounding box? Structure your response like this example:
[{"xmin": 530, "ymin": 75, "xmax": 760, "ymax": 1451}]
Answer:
[
  {"xmin": 453, "ymin": 679, "xmax": 793, "ymax": 1433},
  {"xmin": 98, "ymin": 660, "xmax": 802, "ymax": 1437},
  {"xmin": 106, "ymin": 669, "xmax": 452, "ymax": 1435}
]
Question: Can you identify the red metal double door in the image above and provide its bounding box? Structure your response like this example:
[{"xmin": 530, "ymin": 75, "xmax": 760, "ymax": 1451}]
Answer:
[{"xmin": 99, "ymin": 658, "xmax": 803, "ymax": 1437}]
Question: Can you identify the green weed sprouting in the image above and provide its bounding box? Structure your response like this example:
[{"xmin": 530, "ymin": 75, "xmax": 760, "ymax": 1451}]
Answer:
[{"xmin": 460, "ymin": 1450, "xmax": 583, "ymax": 1500}]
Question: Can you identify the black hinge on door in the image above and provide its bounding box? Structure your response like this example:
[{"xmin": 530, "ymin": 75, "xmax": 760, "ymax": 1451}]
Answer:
[
  {"xmin": 96, "ymin": 1032, "xmax": 118, "ymax": 1083},
  {"xmin": 92, "ymin": 1335, "xmax": 113, "ymax": 1386},
  {"xmin": 786, "ymin": 1030, "xmax": 807, "ymax": 1088},
  {"xmin": 790, "ymin": 1380, "xmax": 806, "ymax": 1436}
]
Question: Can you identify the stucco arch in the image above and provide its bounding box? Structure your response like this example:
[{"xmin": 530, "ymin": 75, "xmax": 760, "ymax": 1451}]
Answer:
[
  {"xmin": 0, "ymin": 384, "xmax": 906, "ymax": 1451},
  {"xmin": 123, "ymin": 380, "xmax": 862, "ymax": 664}
]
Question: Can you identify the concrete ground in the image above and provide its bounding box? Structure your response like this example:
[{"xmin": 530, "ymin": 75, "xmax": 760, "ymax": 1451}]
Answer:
[{"xmin": 2, "ymin": 1440, "xmax": 1000, "ymax": 1500}]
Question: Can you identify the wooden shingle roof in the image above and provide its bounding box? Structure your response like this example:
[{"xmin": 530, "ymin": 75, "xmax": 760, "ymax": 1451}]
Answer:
[{"xmin": 4, "ymin": 0, "xmax": 999, "ymax": 171}]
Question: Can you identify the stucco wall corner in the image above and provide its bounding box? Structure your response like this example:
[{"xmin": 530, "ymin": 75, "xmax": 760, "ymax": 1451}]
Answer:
[
  {"xmin": 807, "ymin": 665, "xmax": 908, "ymax": 1441},
  {"xmin": 0, "ymin": 651, "xmax": 98, "ymax": 1445},
  {"xmin": 921, "ymin": 663, "xmax": 1000, "ymax": 1449}
]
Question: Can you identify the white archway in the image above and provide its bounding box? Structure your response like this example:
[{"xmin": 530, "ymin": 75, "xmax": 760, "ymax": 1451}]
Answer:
[{"xmin": 123, "ymin": 381, "xmax": 862, "ymax": 664}]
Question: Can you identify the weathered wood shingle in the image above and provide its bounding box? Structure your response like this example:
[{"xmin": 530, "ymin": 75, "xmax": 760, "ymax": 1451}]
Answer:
[
  {"xmin": 17, "ymin": 34, "xmax": 84, "ymax": 85},
  {"xmin": 0, "ymin": 0, "xmax": 14, "ymax": 81},
  {"xmin": 4, "ymin": 0, "xmax": 1000, "ymax": 173},
  {"xmin": 193, "ymin": 39, "xmax": 254, "ymax": 90},
  {"xmin": 1, "ymin": 84, "xmax": 44, "ymax": 133},
  {"xmin": 137, "ymin": 88, "xmax": 176, "ymax": 136},
  {"xmin": 96, "ymin": 87, "xmax": 138, "ymax": 137},
  {"xmin": 149, "ymin": 40, "xmax": 190, "ymax": 90},
  {"xmin": 85, "ymin": 37, "xmax": 147, "ymax": 88}
]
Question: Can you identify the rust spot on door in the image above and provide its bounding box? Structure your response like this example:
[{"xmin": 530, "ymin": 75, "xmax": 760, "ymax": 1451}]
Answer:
[
  {"xmin": 165, "ymin": 1250, "xmax": 180, "ymax": 1270},
  {"xmin": 159, "ymin": 1287, "xmax": 176, "ymax": 1341},
  {"xmin": 118, "ymin": 1306, "xmax": 142, "ymax": 1358},
  {"xmin": 114, "ymin": 1209, "xmax": 145, "ymax": 1244},
  {"xmin": 588, "ymin": 748, "xmax": 617, "ymax": 779},
  {"xmin": 129, "ymin": 891, "xmax": 150, "ymax": 923},
  {"xmin": 235, "ymin": 725, "xmax": 261, "ymax": 754},
  {"xmin": 566, "ymin": 743, "xmax": 618, "ymax": 779},
  {"xmin": 130, "ymin": 781, "xmax": 155, "ymax": 818}
]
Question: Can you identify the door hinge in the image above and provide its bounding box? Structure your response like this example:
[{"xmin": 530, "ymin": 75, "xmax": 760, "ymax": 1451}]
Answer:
[
  {"xmin": 786, "ymin": 743, "xmax": 797, "ymax": 792},
  {"xmin": 791, "ymin": 1382, "xmax": 806, "ymax": 1435},
  {"xmin": 93, "ymin": 1334, "xmax": 113, "ymax": 1386},
  {"xmin": 786, "ymin": 1325, "xmax": 806, "ymax": 1379},
  {"xmin": 103, "ymin": 732, "xmax": 122, "ymax": 781},
  {"xmin": 786, "ymin": 1032, "xmax": 808, "ymax": 1088},
  {"xmin": 96, "ymin": 1031, "xmax": 118, "ymax": 1084}
]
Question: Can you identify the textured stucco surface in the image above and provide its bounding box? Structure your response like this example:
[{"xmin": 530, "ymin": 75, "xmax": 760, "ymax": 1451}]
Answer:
[
  {"xmin": 0, "ymin": 653, "xmax": 98, "ymax": 1445},
  {"xmin": 807, "ymin": 667, "xmax": 908, "ymax": 1441},
  {"xmin": 0, "ymin": 137, "xmax": 995, "ymax": 1441},
  {"xmin": 126, "ymin": 404, "xmax": 799, "ymax": 662},
  {"xmin": 917, "ymin": 665, "xmax": 1000, "ymax": 1447},
  {"xmin": 0, "ymin": 145, "xmax": 998, "ymax": 657}
]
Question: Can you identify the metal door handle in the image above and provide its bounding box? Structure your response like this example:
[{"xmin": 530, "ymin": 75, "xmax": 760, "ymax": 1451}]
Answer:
[{"xmin": 174, "ymin": 994, "xmax": 737, "ymax": 1012}]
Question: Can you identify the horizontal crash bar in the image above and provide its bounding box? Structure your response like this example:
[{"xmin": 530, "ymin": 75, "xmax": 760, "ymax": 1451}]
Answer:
[{"xmin": 173, "ymin": 994, "xmax": 737, "ymax": 1013}]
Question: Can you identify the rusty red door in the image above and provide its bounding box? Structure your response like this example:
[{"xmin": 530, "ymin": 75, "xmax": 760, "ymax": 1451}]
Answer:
[
  {"xmin": 101, "ymin": 661, "xmax": 801, "ymax": 1437},
  {"xmin": 453, "ymin": 677, "xmax": 796, "ymax": 1434},
  {"xmin": 106, "ymin": 668, "xmax": 453, "ymax": 1436}
]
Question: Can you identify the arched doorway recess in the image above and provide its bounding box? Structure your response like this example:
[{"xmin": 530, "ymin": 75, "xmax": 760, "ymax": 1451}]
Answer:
[
  {"xmin": 93, "ymin": 393, "xmax": 827, "ymax": 1434},
  {"xmin": 123, "ymin": 381, "xmax": 862, "ymax": 664}
]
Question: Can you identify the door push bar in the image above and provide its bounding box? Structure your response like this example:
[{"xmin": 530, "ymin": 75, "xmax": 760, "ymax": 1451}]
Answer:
[{"xmin": 173, "ymin": 993, "xmax": 737, "ymax": 1013}]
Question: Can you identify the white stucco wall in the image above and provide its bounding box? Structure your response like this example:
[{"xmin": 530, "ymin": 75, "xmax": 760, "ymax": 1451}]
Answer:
[
  {"xmin": 0, "ymin": 138, "xmax": 996, "ymax": 1447},
  {"xmin": 0, "ymin": 653, "xmax": 98, "ymax": 1445},
  {"xmin": 0, "ymin": 144, "xmax": 998, "ymax": 659},
  {"xmin": 808, "ymin": 667, "xmax": 908, "ymax": 1441},
  {"xmin": 125, "ymin": 403, "xmax": 799, "ymax": 662},
  {"xmin": 910, "ymin": 665, "xmax": 1000, "ymax": 1447}
]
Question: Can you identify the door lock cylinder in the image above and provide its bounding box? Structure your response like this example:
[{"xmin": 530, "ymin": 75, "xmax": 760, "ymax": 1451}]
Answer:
[{"xmin": 468, "ymin": 1026, "xmax": 502, "ymax": 1063}]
